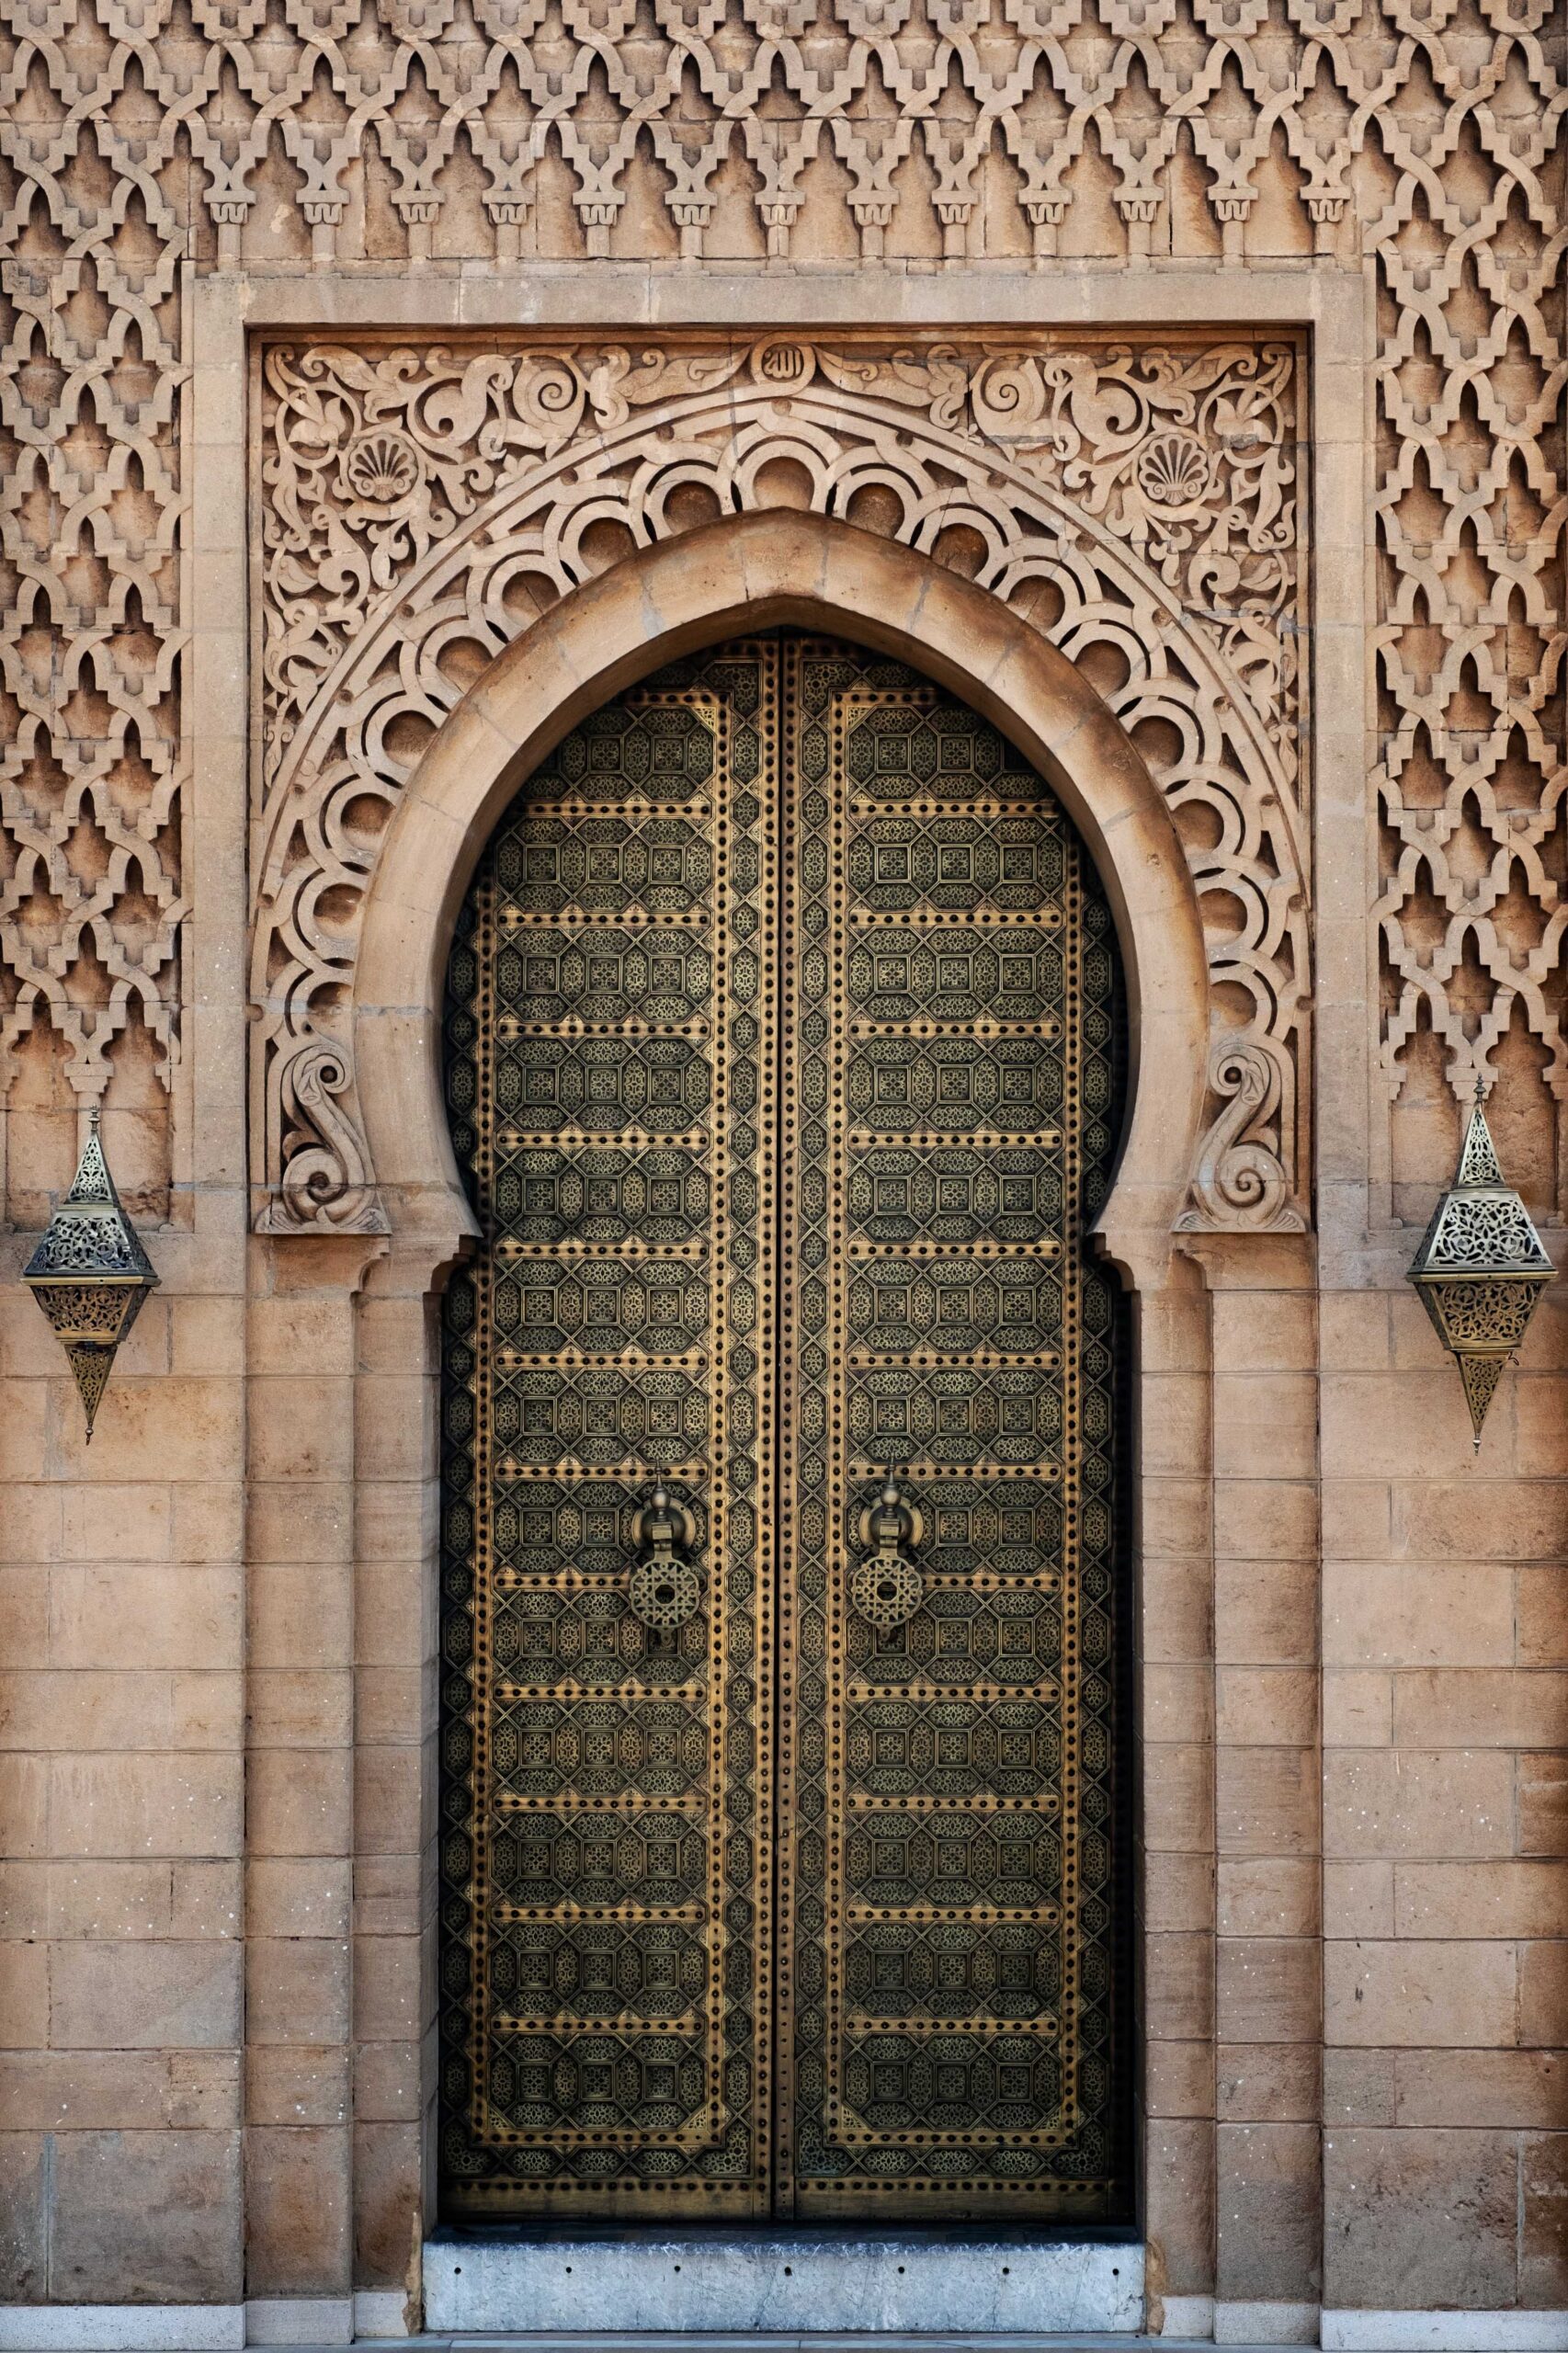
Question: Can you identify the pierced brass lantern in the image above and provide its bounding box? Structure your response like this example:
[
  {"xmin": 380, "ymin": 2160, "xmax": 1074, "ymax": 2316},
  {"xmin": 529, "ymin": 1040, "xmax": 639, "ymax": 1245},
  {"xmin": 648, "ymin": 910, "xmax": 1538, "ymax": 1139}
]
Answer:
[
  {"xmin": 22, "ymin": 1108, "xmax": 159, "ymax": 1441},
  {"xmin": 1407, "ymin": 1086, "xmax": 1553, "ymax": 1447}
]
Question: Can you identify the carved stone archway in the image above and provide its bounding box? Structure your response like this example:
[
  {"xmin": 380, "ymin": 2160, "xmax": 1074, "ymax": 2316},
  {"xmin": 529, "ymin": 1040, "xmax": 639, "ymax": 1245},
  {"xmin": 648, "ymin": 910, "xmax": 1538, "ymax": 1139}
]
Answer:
[
  {"xmin": 351, "ymin": 511, "xmax": 1211, "ymax": 1287},
  {"xmin": 250, "ymin": 333, "xmax": 1310, "ymax": 1243}
]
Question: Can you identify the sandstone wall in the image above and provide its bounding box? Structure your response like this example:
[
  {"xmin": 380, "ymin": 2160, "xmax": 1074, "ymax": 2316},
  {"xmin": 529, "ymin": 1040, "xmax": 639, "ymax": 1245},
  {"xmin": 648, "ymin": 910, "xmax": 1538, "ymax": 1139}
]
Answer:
[{"xmin": 0, "ymin": 0, "xmax": 1564, "ymax": 2336}]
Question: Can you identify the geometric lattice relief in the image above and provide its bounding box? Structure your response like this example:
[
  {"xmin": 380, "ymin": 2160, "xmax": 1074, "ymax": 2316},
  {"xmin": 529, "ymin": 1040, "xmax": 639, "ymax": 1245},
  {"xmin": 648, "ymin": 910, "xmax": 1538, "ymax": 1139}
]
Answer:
[
  {"xmin": 438, "ymin": 634, "xmax": 1128, "ymax": 2219},
  {"xmin": 5, "ymin": 2, "xmax": 1561, "ymax": 1230},
  {"xmin": 255, "ymin": 333, "xmax": 1309, "ymax": 1234}
]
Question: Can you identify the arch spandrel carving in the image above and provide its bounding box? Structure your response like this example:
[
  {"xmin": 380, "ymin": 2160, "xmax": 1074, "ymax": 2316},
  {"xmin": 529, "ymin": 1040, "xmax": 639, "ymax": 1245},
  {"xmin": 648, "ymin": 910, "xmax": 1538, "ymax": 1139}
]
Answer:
[{"xmin": 250, "ymin": 332, "xmax": 1310, "ymax": 1237}]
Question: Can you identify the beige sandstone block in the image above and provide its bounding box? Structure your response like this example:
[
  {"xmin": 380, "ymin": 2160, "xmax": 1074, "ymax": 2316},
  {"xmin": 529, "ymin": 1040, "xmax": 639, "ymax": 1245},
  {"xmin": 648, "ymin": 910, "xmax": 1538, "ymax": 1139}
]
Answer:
[
  {"xmin": 248, "ymin": 1377, "xmax": 356, "ymax": 1483},
  {"xmin": 353, "ymin": 2039, "xmax": 424, "ymax": 2122},
  {"xmin": 1395, "ymin": 1860, "xmax": 1568, "ymax": 1938},
  {"xmin": 354, "ymin": 1482, "xmax": 437, "ymax": 1565},
  {"xmin": 49, "ymin": 1563, "xmax": 241, "ymax": 1671},
  {"xmin": 51, "ymin": 2128, "xmax": 243, "ymax": 2302},
  {"xmin": 245, "ymin": 2124, "xmax": 351, "ymax": 2296},
  {"xmin": 1518, "ymin": 1940, "xmax": 1568, "ymax": 2046},
  {"xmin": 1392, "ymin": 2049, "xmax": 1568, "ymax": 2129},
  {"xmin": 51, "ymin": 1938, "xmax": 243, "ymax": 2048},
  {"xmin": 1216, "ymin": 1746, "xmax": 1318, "ymax": 1856},
  {"xmin": 170, "ymin": 1296, "xmax": 246, "ymax": 1376},
  {"xmin": 1519, "ymin": 1753, "xmax": 1568, "ymax": 1857},
  {"xmin": 1324, "ymin": 2046, "xmax": 1397, "ymax": 2126},
  {"xmin": 0, "ymin": 2131, "xmax": 46, "ymax": 2297},
  {"xmin": 356, "ymin": 1665, "xmax": 428, "ymax": 1746},
  {"xmin": 1521, "ymin": 2131, "xmax": 1568, "ymax": 2305},
  {"xmin": 1210, "ymin": 1290, "xmax": 1316, "ymax": 1373},
  {"xmin": 246, "ymin": 1937, "xmax": 351, "ymax": 2045},
  {"xmin": 246, "ymin": 2044, "xmax": 350, "ymax": 2128},
  {"xmin": 1323, "ymin": 1559, "xmax": 1516, "ymax": 1668},
  {"xmin": 1318, "ymin": 1292, "xmax": 1392, "ymax": 1374},
  {"xmin": 1214, "ymin": 1480, "xmax": 1317, "ymax": 1561},
  {"xmin": 1213, "ymin": 1375, "xmax": 1317, "ymax": 1482},
  {"xmin": 351, "ymin": 1855, "xmax": 426, "ymax": 1940},
  {"xmin": 352, "ymin": 2120, "xmax": 423, "ymax": 2289},
  {"xmin": 1215, "ymin": 1559, "xmax": 1317, "ymax": 1665},
  {"xmin": 1217, "ymin": 1667, "xmax": 1317, "ymax": 1746},
  {"xmin": 1323, "ymin": 2125, "xmax": 1519, "ymax": 2309},
  {"xmin": 1216, "ymin": 2121, "xmax": 1321, "ymax": 2302},
  {"xmin": 247, "ymin": 1563, "xmax": 353, "ymax": 1670},
  {"xmin": 1142, "ymin": 1663, "xmax": 1214, "ymax": 1744},
  {"xmin": 0, "ymin": 1939, "xmax": 48, "ymax": 2048},
  {"xmin": 61, "ymin": 1483, "xmax": 172, "ymax": 1561},
  {"xmin": 1325, "ymin": 1939, "xmax": 1518, "ymax": 2049},
  {"xmin": 1518, "ymin": 1567, "xmax": 1568, "ymax": 1666},
  {"xmin": 173, "ymin": 1482, "xmax": 245, "ymax": 1563},
  {"xmin": 246, "ymin": 1859, "xmax": 350, "ymax": 1939},
  {"xmin": 1142, "ymin": 1554, "xmax": 1214, "ymax": 1663},
  {"xmin": 1144, "ymin": 2117, "xmax": 1215, "ymax": 2297},
  {"xmin": 247, "ymin": 1484, "xmax": 352, "ymax": 1566},
  {"xmin": 0, "ymin": 1565, "xmax": 48, "ymax": 1665},
  {"xmin": 353, "ymin": 1742, "xmax": 426, "ymax": 1857},
  {"xmin": 0, "ymin": 2052, "xmax": 232, "ymax": 2145},
  {"xmin": 355, "ymin": 1559, "xmax": 430, "ymax": 1663},
  {"xmin": 1216, "ymin": 1937, "xmax": 1321, "ymax": 2044},
  {"xmin": 63, "ymin": 1377, "xmax": 242, "ymax": 1484},
  {"xmin": 1395, "ymin": 1480, "xmax": 1568, "ymax": 1563},
  {"xmin": 1325, "ymin": 1749, "xmax": 1514, "ymax": 1859},
  {"xmin": 246, "ymin": 1748, "xmax": 352, "ymax": 1858},
  {"xmin": 1217, "ymin": 2042, "xmax": 1321, "ymax": 2122},
  {"xmin": 1217, "ymin": 1859, "xmax": 1320, "ymax": 1939},
  {"xmin": 353, "ymin": 1936, "xmax": 423, "ymax": 2043},
  {"xmin": 353, "ymin": 1377, "xmax": 434, "ymax": 1482},
  {"xmin": 248, "ymin": 1668, "xmax": 354, "ymax": 1746},
  {"xmin": 50, "ymin": 1754, "xmax": 242, "ymax": 1858},
  {"xmin": 1142, "ymin": 1742, "xmax": 1214, "ymax": 1854},
  {"xmin": 1320, "ymin": 1480, "xmax": 1393, "ymax": 1562},
  {"xmin": 249, "ymin": 1296, "xmax": 355, "ymax": 1377},
  {"xmin": 1146, "ymin": 1931, "xmax": 1216, "ymax": 2044},
  {"xmin": 1324, "ymin": 1669, "xmax": 1392, "ymax": 1745},
  {"xmin": 1324, "ymin": 1861, "xmax": 1395, "ymax": 1938},
  {"xmin": 1391, "ymin": 1667, "xmax": 1568, "ymax": 1747},
  {"xmin": 1140, "ymin": 1478, "xmax": 1213, "ymax": 1564},
  {"xmin": 0, "ymin": 1486, "xmax": 62, "ymax": 1566}
]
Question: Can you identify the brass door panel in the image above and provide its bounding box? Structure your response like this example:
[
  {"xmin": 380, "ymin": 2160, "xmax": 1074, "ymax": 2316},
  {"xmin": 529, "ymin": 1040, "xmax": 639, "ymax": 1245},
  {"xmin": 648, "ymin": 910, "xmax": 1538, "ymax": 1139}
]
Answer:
[{"xmin": 439, "ymin": 634, "xmax": 1126, "ymax": 2224}]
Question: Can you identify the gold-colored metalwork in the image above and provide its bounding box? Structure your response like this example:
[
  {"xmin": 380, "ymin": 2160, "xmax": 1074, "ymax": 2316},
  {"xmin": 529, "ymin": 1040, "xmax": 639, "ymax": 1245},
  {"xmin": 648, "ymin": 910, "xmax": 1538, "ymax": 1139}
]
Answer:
[
  {"xmin": 1407, "ymin": 1084, "xmax": 1553, "ymax": 1446},
  {"xmin": 438, "ymin": 634, "xmax": 1126, "ymax": 2223},
  {"xmin": 22, "ymin": 1106, "xmax": 159, "ymax": 1441}
]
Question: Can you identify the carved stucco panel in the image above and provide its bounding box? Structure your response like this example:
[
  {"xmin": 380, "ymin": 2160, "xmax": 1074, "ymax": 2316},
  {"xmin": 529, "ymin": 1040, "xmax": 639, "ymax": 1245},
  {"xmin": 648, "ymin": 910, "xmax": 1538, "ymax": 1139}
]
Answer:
[{"xmin": 250, "ymin": 333, "xmax": 1310, "ymax": 1235}]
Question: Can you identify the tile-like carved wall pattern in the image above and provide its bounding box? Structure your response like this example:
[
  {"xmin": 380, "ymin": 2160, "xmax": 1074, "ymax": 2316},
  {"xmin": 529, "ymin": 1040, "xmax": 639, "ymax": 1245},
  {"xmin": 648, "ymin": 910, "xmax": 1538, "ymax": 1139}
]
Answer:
[
  {"xmin": 253, "ymin": 332, "xmax": 1308, "ymax": 1234},
  {"xmin": 0, "ymin": 0, "xmax": 1564, "ymax": 1224}
]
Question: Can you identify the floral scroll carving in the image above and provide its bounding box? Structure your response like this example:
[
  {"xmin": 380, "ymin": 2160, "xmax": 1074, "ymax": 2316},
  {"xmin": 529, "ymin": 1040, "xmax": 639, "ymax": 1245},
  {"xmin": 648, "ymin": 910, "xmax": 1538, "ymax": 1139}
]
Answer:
[{"xmin": 252, "ymin": 334, "xmax": 1310, "ymax": 1236}]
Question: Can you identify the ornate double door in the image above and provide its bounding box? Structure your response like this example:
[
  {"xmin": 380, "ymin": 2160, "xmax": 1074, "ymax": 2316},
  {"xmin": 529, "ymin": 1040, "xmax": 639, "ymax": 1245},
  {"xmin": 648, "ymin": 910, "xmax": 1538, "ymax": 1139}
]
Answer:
[{"xmin": 438, "ymin": 633, "xmax": 1127, "ymax": 2223}]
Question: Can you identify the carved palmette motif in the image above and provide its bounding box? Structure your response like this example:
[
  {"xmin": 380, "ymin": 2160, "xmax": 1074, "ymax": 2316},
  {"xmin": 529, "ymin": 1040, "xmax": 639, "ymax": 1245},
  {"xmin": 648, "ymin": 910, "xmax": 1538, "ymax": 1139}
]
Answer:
[{"xmin": 438, "ymin": 633, "xmax": 1127, "ymax": 2219}]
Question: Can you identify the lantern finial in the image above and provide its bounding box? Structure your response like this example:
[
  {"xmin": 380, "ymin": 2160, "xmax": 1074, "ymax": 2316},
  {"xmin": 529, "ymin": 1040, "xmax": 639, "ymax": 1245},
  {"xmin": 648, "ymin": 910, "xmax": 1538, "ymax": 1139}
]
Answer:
[
  {"xmin": 21, "ymin": 1107, "xmax": 159, "ymax": 1440},
  {"xmin": 1406, "ymin": 1080, "xmax": 1552, "ymax": 1447}
]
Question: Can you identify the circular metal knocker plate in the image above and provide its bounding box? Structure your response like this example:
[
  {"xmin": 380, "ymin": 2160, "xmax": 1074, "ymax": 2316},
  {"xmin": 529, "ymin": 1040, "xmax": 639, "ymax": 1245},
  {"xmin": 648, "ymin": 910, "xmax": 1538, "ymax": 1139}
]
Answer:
[
  {"xmin": 849, "ymin": 1552, "xmax": 923, "ymax": 1631},
  {"xmin": 627, "ymin": 1555, "xmax": 701, "ymax": 1631}
]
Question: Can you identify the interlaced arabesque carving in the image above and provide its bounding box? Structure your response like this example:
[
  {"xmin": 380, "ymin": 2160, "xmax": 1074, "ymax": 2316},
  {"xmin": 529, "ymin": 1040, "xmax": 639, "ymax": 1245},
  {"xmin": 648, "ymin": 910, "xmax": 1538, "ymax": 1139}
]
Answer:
[
  {"xmin": 2, "ymin": 0, "xmax": 1563, "ymax": 1222},
  {"xmin": 253, "ymin": 332, "xmax": 1309, "ymax": 1233}
]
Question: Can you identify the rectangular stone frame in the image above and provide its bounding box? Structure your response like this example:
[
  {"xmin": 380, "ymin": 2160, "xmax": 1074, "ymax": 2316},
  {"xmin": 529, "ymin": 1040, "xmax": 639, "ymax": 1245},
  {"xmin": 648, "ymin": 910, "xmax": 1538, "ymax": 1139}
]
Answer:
[{"xmin": 198, "ymin": 263, "xmax": 1371, "ymax": 2346}]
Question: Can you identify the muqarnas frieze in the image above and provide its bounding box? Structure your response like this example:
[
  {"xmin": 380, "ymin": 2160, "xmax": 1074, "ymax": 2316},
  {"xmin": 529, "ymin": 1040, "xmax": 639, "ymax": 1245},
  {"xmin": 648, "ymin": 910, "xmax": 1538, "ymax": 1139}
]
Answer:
[{"xmin": 251, "ymin": 331, "xmax": 1309, "ymax": 1236}]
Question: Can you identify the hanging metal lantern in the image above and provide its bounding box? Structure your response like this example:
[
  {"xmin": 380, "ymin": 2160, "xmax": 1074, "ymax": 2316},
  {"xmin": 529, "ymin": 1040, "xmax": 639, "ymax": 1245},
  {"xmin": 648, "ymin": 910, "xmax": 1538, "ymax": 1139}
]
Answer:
[
  {"xmin": 1407, "ymin": 1084, "xmax": 1553, "ymax": 1447},
  {"xmin": 21, "ymin": 1108, "xmax": 159, "ymax": 1442}
]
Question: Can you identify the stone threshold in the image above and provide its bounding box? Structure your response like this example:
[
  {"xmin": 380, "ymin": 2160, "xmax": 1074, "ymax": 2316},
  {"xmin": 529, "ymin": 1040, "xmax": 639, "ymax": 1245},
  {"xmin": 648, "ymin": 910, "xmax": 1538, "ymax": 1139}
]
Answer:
[{"xmin": 426, "ymin": 2237, "xmax": 1142, "ymax": 2340}]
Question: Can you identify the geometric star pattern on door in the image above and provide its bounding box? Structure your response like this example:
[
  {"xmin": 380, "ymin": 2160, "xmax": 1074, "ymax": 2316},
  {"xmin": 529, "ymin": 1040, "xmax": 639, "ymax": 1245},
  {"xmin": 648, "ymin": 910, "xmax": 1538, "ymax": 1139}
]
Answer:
[{"xmin": 437, "ymin": 633, "xmax": 1128, "ymax": 2220}]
